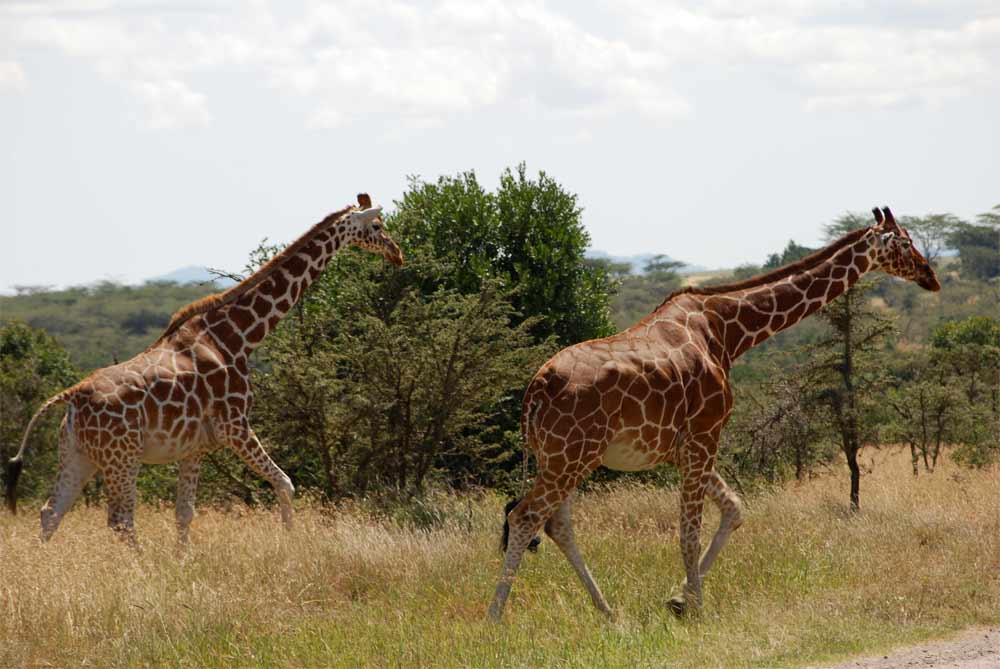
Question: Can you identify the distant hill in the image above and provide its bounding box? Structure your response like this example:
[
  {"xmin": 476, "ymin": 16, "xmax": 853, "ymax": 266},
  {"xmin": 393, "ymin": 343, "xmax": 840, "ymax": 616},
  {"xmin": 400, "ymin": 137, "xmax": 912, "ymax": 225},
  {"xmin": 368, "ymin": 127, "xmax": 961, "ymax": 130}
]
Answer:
[
  {"xmin": 150, "ymin": 265, "xmax": 236, "ymax": 287},
  {"xmin": 586, "ymin": 250, "xmax": 708, "ymax": 274}
]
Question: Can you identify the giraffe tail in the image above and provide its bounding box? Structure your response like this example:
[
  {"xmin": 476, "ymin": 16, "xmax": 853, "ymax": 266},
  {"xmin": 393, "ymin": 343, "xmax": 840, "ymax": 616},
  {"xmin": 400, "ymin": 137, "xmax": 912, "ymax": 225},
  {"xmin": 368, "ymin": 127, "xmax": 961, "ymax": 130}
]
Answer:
[
  {"xmin": 5, "ymin": 390, "xmax": 72, "ymax": 514},
  {"xmin": 500, "ymin": 497, "xmax": 542, "ymax": 555}
]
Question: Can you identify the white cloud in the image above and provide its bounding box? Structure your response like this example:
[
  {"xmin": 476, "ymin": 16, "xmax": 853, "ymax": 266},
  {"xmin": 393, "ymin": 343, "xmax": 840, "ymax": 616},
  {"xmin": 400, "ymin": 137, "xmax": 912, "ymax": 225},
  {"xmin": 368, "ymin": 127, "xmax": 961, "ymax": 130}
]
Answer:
[
  {"xmin": 1, "ymin": 0, "xmax": 997, "ymax": 128},
  {"xmin": 619, "ymin": 1, "xmax": 1000, "ymax": 110},
  {"xmin": 132, "ymin": 78, "xmax": 210, "ymax": 130},
  {"xmin": 0, "ymin": 60, "xmax": 27, "ymax": 91}
]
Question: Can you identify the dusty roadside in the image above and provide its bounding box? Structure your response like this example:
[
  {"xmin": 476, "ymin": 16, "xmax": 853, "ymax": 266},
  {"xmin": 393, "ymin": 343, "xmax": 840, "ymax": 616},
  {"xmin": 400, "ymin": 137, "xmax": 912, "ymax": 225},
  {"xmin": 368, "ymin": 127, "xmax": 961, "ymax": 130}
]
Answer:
[{"xmin": 816, "ymin": 628, "xmax": 999, "ymax": 669}]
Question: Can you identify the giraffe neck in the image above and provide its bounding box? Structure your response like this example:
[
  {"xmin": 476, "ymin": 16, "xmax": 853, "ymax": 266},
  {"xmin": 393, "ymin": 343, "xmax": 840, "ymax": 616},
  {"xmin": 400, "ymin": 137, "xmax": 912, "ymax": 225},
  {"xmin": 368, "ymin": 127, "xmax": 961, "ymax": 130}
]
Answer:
[
  {"xmin": 701, "ymin": 230, "xmax": 877, "ymax": 365},
  {"xmin": 201, "ymin": 215, "xmax": 358, "ymax": 358}
]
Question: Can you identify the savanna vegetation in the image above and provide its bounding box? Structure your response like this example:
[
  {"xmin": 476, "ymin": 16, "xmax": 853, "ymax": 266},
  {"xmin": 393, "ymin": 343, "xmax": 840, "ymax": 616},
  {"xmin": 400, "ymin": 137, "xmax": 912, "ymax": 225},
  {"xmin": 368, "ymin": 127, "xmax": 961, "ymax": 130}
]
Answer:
[
  {"xmin": 1, "ymin": 449, "xmax": 998, "ymax": 668},
  {"xmin": 1, "ymin": 166, "xmax": 998, "ymax": 665}
]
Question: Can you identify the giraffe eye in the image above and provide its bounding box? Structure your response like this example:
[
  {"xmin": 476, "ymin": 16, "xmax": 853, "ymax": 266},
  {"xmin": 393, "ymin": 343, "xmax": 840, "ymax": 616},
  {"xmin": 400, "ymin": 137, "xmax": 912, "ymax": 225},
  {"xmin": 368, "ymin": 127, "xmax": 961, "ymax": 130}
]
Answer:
[{"xmin": 372, "ymin": 224, "xmax": 381, "ymax": 231}]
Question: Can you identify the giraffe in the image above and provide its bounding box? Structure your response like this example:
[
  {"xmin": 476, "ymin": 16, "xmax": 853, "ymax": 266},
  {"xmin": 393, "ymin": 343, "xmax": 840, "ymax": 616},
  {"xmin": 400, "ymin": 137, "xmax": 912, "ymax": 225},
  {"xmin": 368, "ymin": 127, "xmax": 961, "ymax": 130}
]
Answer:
[
  {"xmin": 488, "ymin": 206, "xmax": 940, "ymax": 620},
  {"xmin": 5, "ymin": 194, "xmax": 403, "ymax": 546}
]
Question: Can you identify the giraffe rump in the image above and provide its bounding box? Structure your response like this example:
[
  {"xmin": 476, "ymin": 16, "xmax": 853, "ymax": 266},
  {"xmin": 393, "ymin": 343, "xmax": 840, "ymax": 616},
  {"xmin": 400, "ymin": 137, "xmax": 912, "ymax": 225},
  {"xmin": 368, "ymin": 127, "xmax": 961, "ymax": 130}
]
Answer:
[
  {"xmin": 154, "ymin": 204, "xmax": 356, "ymax": 342},
  {"xmin": 500, "ymin": 497, "xmax": 541, "ymax": 554}
]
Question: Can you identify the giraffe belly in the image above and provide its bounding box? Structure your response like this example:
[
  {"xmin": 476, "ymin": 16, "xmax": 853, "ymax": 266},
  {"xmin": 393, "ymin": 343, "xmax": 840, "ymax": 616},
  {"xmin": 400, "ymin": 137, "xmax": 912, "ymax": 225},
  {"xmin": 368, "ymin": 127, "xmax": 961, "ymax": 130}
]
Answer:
[
  {"xmin": 141, "ymin": 429, "xmax": 208, "ymax": 464},
  {"xmin": 602, "ymin": 439, "xmax": 658, "ymax": 472}
]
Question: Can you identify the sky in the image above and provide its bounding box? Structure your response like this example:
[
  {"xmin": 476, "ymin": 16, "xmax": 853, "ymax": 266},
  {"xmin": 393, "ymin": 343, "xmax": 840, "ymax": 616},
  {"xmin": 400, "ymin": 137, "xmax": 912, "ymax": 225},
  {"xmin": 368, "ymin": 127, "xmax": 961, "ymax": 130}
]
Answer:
[{"xmin": 2, "ymin": 0, "xmax": 999, "ymax": 290}]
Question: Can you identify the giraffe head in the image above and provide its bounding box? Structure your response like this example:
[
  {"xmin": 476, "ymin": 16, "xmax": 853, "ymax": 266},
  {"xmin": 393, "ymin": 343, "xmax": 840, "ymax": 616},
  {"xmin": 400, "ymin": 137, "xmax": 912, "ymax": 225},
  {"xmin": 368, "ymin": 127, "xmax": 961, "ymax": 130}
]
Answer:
[
  {"xmin": 870, "ymin": 206, "xmax": 940, "ymax": 292},
  {"xmin": 345, "ymin": 193, "xmax": 405, "ymax": 266}
]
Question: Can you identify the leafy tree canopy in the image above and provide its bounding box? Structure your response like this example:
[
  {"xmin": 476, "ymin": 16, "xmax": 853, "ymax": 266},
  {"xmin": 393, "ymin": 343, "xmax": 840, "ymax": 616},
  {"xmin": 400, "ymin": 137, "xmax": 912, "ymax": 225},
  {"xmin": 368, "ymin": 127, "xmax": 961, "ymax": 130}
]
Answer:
[{"xmin": 390, "ymin": 164, "xmax": 616, "ymax": 346}]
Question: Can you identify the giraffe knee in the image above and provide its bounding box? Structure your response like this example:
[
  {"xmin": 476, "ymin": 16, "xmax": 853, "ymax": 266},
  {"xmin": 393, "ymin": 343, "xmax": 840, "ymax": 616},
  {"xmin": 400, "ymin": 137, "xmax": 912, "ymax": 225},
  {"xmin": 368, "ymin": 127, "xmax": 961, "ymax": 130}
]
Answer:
[
  {"xmin": 727, "ymin": 497, "xmax": 745, "ymax": 530},
  {"xmin": 175, "ymin": 503, "xmax": 195, "ymax": 528},
  {"xmin": 507, "ymin": 502, "xmax": 544, "ymax": 546},
  {"xmin": 40, "ymin": 504, "xmax": 58, "ymax": 540},
  {"xmin": 276, "ymin": 474, "xmax": 294, "ymax": 499}
]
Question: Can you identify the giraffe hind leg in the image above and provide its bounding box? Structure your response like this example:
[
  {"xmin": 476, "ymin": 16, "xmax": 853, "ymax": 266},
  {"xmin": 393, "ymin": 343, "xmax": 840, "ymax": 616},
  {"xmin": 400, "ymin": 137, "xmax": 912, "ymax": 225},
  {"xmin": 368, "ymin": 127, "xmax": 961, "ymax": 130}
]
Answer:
[
  {"xmin": 175, "ymin": 455, "xmax": 203, "ymax": 549},
  {"xmin": 544, "ymin": 493, "xmax": 612, "ymax": 616},
  {"xmin": 39, "ymin": 429, "xmax": 97, "ymax": 541},
  {"xmin": 103, "ymin": 458, "xmax": 142, "ymax": 548},
  {"xmin": 487, "ymin": 478, "xmax": 565, "ymax": 621}
]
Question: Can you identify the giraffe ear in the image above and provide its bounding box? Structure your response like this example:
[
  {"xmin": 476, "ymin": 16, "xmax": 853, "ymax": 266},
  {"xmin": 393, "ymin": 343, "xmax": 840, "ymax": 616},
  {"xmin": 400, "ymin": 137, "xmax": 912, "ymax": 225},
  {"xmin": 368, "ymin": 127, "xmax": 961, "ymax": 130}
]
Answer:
[
  {"xmin": 872, "ymin": 207, "xmax": 884, "ymax": 225},
  {"xmin": 357, "ymin": 193, "xmax": 373, "ymax": 209}
]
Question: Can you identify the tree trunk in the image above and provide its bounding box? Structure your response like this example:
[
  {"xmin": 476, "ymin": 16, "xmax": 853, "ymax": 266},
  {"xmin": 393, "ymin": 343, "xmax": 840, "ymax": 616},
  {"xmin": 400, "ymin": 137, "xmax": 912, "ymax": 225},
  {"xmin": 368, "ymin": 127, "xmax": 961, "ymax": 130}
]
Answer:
[{"xmin": 846, "ymin": 444, "xmax": 860, "ymax": 512}]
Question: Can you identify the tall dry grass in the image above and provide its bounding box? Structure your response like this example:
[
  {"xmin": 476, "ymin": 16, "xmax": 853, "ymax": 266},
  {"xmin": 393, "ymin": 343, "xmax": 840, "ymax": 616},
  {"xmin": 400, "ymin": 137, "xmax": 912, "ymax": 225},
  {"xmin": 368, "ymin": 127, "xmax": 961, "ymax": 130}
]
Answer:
[{"xmin": 1, "ymin": 448, "xmax": 998, "ymax": 668}]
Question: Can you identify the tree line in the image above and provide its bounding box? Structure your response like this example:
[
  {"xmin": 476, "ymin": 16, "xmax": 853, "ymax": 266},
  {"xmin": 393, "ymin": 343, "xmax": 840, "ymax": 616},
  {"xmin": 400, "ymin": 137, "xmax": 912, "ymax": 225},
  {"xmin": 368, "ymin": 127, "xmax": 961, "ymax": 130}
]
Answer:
[{"xmin": 2, "ymin": 167, "xmax": 997, "ymax": 512}]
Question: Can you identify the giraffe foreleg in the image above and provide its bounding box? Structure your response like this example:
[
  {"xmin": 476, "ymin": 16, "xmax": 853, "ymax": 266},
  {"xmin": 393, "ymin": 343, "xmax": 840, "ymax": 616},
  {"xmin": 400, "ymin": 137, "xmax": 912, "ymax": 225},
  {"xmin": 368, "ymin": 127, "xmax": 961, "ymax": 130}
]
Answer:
[
  {"xmin": 697, "ymin": 470, "xmax": 743, "ymax": 579},
  {"xmin": 39, "ymin": 424, "xmax": 96, "ymax": 541},
  {"xmin": 175, "ymin": 455, "xmax": 202, "ymax": 549},
  {"xmin": 218, "ymin": 420, "xmax": 294, "ymax": 529},
  {"xmin": 544, "ymin": 493, "xmax": 612, "ymax": 616},
  {"xmin": 670, "ymin": 470, "xmax": 707, "ymax": 617}
]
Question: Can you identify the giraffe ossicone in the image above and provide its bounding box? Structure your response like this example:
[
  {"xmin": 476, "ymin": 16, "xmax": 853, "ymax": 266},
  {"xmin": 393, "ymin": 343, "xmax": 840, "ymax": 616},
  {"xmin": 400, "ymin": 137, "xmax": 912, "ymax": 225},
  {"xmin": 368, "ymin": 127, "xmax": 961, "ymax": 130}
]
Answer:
[
  {"xmin": 5, "ymin": 193, "xmax": 403, "ymax": 547},
  {"xmin": 487, "ymin": 205, "xmax": 940, "ymax": 621}
]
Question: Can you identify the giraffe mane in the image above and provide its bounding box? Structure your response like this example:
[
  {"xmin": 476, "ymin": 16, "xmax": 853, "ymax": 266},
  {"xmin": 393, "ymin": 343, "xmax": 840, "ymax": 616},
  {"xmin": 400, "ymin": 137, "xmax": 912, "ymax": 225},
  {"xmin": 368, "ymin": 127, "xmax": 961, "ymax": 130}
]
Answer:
[
  {"xmin": 155, "ymin": 205, "xmax": 356, "ymax": 341},
  {"xmin": 656, "ymin": 225, "xmax": 872, "ymax": 308}
]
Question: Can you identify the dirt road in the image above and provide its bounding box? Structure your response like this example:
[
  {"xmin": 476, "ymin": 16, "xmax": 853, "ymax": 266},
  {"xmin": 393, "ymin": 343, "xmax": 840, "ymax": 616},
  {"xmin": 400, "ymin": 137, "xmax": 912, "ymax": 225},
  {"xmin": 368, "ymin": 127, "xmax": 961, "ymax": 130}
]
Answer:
[{"xmin": 818, "ymin": 628, "xmax": 999, "ymax": 669}]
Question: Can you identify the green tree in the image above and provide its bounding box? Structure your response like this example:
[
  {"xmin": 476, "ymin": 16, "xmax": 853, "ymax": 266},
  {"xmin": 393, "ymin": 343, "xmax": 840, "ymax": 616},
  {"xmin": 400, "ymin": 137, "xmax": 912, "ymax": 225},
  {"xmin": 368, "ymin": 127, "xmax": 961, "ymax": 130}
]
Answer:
[
  {"xmin": 607, "ymin": 255, "xmax": 685, "ymax": 330},
  {"xmin": 390, "ymin": 164, "xmax": 616, "ymax": 346},
  {"xmin": 763, "ymin": 240, "xmax": 815, "ymax": 269},
  {"xmin": 885, "ymin": 351, "xmax": 966, "ymax": 475},
  {"xmin": 721, "ymin": 367, "xmax": 836, "ymax": 487},
  {"xmin": 807, "ymin": 214, "xmax": 896, "ymax": 511},
  {"xmin": 931, "ymin": 316, "xmax": 1000, "ymax": 412},
  {"xmin": 0, "ymin": 322, "xmax": 79, "ymax": 501},
  {"xmin": 811, "ymin": 279, "xmax": 894, "ymax": 510},
  {"xmin": 947, "ymin": 206, "xmax": 999, "ymax": 281},
  {"xmin": 929, "ymin": 316, "xmax": 1000, "ymax": 465},
  {"xmin": 900, "ymin": 214, "xmax": 959, "ymax": 266},
  {"xmin": 253, "ymin": 245, "xmax": 555, "ymax": 499}
]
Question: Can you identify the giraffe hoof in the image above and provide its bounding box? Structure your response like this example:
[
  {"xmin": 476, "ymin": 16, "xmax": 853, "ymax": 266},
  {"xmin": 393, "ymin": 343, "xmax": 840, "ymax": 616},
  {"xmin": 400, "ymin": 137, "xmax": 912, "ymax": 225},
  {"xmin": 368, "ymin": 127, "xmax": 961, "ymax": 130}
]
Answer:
[{"xmin": 667, "ymin": 595, "xmax": 688, "ymax": 617}]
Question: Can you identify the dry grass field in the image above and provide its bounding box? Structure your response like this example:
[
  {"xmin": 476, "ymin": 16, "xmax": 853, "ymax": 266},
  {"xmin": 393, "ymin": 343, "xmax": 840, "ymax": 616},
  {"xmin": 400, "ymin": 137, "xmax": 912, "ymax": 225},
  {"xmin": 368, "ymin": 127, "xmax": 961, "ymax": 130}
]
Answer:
[{"xmin": 2, "ymin": 448, "xmax": 998, "ymax": 668}]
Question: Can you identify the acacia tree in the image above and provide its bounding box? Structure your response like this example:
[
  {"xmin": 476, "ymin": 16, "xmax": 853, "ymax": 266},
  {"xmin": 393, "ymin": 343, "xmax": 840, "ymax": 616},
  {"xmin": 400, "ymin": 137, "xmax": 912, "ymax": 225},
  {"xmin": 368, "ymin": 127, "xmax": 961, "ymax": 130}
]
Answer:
[
  {"xmin": 948, "ymin": 207, "xmax": 1000, "ymax": 281},
  {"xmin": 764, "ymin": 240, "xmax": 815, "ymax": 269},
  {"xmin": 811, "ymin": 277, "xmax": 894, "ymax": 510},
  {"xmin": 806, "ymin": 214, "xmax": 896, "ymax": 511},
  {"xmin": 899, "ymin": 214, "xmax": 960, "ymax": 267},
  {"xmin": 721, "ymin": 366, "xmax": 835, "ymax": 486},
  {"xmin": 929, "ymin": 316, "xmax": 1000, "ymax": 465},
  {"xmin": 252, "ymin": 244, "xmax": 554, "ymax": 499},
  {"xmin": 885, "ymin": 352, "xmax": 965, "ymax": 475}
]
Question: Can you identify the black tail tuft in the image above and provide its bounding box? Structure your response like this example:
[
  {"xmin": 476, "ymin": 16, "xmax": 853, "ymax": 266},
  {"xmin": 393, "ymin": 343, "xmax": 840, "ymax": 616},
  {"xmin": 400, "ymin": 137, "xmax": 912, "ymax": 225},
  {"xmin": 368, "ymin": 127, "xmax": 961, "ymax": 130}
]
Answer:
[
  {"xmin": 500, "ymin": 497, "xmax": 541, "ymax": 554},
  {"xmin": 5, "ymin": 457, "xmax": 23, "ymax": 515}
]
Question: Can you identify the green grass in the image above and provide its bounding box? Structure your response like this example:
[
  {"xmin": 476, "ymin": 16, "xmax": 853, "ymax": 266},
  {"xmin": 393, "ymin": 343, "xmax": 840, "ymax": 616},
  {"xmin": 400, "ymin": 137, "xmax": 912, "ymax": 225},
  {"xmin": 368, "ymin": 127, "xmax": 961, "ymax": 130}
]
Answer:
[{"xmin": 2, "ymin": 449, "xmax": 998, "ymax": 668}]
